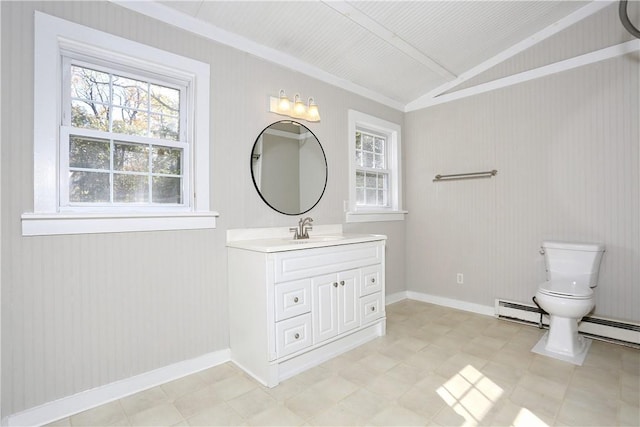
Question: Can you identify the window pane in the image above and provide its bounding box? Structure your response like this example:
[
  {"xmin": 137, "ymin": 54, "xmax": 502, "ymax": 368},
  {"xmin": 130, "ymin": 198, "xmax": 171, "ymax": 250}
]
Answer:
[
  {"xmin": 355, "ymin": 132, "xmax": 362, "ymax": 150},
  {"xmin": 71, "ymin": 100, "xmax": 109, "ymax": 131},
  {"xmin": 373, "ymin": 154, "xmax": 384, "ymax": 169},
  {"xmin": 356, "ymin": 171, "xmax": 364, "ymax": 187},
  {"xmin": 114, "ymin": 174, "xmax": 149, "ymax": 202},
  {"xmin": 71, "ymin": 66, "xmax": 110, "ymax": 103},
  {"xmin": 150, "ymin": 84, "xmax": 180, "ymax": 114},
  {"xmin": 111, "ymin": 107, "xmax": 149, "ymax": 136},
  {"xmin": 355, "ymin": 151, "xmax": 362, "ymax": 167},
  {"xmin": 112, "ymin": 75, "xmax": 149, "ymax": 109},
  {"xmin": 365, "ymin": 189, "xmax": 377, "ymax": 205},
  {"xmin": 356, "ymin": 188, "xmax": 364, "ymax": 205},
  {"xmin": 363, "ymin": 152, "xmax": 374, "ymax": 168},
  {"xmin": 70, "ymin": 136, "xmax": 110, "ymax": 169},
  {"xmin": 365, "ymin": 172, "xmax": 377, "ymax": 188},
  {"xmin": 150, "ymin": 114, "xmax": 179, "ymax": 141},
  {"xmin": 153, "ymin": 176, "xmax": 182, "ymax": 203},
  {"xmin": 114, "ymin": 143, "xmax": 149, "ymax": 172},
  {"xmin": 374, "ymin": 137, "xmax": 385, "ymax": 154},
  {"xmin": 363, "ymin": 134, "xmax": 374, "ymax": 152},
  {"xmin": 377, "ymin": 173, "xmax": 387, "ymax": 189},
  {"xmin": 152, "ymin": 147, "xmax": 181, "ymax": 175},
  {"xmin": 69, "ymin": 171, "xmax": 110, "ymax": 203}
]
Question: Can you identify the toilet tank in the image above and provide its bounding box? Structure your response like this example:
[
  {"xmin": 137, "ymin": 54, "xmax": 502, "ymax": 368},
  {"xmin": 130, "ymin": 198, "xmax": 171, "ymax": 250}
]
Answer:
[{"xmin": 542, "ymin": 240, "xmax": 605, "ymax": 286}]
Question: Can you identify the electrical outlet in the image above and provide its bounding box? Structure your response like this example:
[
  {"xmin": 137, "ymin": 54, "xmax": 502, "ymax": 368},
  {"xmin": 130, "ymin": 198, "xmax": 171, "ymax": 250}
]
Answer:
[{"xmin": 456, "ymin": 273, "xmax": 464, "ymax": 284}]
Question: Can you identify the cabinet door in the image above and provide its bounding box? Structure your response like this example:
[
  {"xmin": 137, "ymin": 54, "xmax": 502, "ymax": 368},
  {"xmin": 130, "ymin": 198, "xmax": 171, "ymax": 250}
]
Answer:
[
  {"xmin": 337, "ymin": 269, "xmax": 359, "ymax": 334},
  {"xmin": 312, "ymin": 273, "xmax": 339, "ymax": 344}
]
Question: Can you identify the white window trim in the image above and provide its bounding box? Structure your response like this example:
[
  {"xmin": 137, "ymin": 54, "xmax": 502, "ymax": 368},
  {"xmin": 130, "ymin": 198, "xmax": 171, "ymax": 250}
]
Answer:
[
  {"xmin": 347, "ymin": 110, "xmax": 407, "ymax": 223},
  {"xmin": 24, "ymin": 12, "xmax": 218, "ymax": 236}
]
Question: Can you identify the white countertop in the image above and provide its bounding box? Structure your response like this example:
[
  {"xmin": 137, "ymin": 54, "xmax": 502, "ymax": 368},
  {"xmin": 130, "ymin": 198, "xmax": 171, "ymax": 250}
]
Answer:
[{"xmin": 226, "ymin": 225, "xmax": 386, "ymax": 253}]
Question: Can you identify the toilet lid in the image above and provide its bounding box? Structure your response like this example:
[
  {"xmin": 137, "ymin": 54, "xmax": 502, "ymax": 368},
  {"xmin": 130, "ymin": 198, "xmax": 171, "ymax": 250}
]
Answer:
[{"xmin": 538, "ymin": 280, "xmax": 593, "ymax": 298}]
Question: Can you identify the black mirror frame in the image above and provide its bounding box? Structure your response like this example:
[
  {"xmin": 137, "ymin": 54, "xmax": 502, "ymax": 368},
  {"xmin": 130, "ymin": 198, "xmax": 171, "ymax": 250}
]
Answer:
[{"xmin": 250, "ymin": 120, "xmax": 328, "ymax": 216}]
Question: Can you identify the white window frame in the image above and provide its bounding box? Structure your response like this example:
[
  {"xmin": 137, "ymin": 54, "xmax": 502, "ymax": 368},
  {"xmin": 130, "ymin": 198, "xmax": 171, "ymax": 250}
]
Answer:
[
  {"xmin": 347, "ymin": 110, "xmax": 407, "ymax": 222},
  {"xmin": 23, "ymin": 12, "xmax": 218, "ymax": 236}
]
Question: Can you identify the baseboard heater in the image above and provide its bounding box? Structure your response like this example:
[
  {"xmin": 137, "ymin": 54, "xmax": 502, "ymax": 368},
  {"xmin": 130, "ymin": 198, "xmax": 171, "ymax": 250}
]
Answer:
[{"xmin": 495, "ymin": 299, "xmax": 640, "ymax": 348}]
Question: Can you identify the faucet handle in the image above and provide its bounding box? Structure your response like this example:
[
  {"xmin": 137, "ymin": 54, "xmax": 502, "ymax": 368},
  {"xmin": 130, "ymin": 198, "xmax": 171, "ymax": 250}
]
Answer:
[{"xmin": 289, "ymin": 227, "xmax": 299, "ymax": 239}]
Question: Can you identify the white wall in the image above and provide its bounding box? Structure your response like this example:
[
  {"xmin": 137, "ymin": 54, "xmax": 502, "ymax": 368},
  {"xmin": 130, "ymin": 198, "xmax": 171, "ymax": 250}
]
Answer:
[
  {"xmin": 404, "ymin": 6, "xmax": 639, "ymax": 323},
  {"xmin": 0, "ymin": 1, "xmax": 404, "ymax": 416}
]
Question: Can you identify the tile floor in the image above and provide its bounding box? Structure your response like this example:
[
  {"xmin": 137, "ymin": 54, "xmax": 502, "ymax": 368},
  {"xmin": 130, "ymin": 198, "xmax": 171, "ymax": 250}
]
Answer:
[{"xmin": 48, "ymin": 300, "xmax": 639, "ymax": 426}]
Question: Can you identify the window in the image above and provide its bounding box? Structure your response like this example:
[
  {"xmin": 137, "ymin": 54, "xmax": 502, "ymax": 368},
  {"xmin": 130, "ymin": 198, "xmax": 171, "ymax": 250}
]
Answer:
[
  {"xmin": 63, "ymin": 62, "xmax": 187, "ymax": 208},
  {"xmin": 23, "ymin": 12, "xmax": 217, "ymax": 236},
  {"xmin": 355, "ymin": 129, "xmax": 389, "ymax": 208},
  {"xmin": 347, "ymin": 110, "xmax": 406, "ymax": 222}
]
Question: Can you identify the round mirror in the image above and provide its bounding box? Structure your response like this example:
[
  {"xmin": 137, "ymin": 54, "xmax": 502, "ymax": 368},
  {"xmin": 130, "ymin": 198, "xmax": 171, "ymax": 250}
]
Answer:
[{"xmin": 251, "ymin": 120, "xmax": 327, "ymax": 215}]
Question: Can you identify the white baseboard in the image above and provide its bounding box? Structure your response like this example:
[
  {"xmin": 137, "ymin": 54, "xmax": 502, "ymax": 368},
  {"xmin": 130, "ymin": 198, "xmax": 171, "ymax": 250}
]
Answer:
[
  {"xmin": 4, "ymin": 349, "xmax": 230, "ymax": 427},
  {"xmin": 403, "ymin": 291, "xmax": 495, "ymax": 317},
  {"xmin": 385, "ymin": 291, "xmax": 408, "ymax": 305}
]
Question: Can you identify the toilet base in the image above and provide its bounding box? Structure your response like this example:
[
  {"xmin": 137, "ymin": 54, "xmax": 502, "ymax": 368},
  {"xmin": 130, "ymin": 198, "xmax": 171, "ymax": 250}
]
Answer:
[{"xmin": 531, "ymin": 331, "xmax": 592, "ymax": 365}]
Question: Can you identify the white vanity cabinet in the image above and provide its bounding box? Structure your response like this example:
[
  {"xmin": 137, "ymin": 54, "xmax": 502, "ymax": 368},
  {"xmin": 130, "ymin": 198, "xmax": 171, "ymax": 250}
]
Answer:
[
  {"xmin": 312, "ymin": 269, "xmax": 360, "ymax": 344},
  {"xmin": 227, "ymin": 234, "xmax": 386, "ymax": 387}
]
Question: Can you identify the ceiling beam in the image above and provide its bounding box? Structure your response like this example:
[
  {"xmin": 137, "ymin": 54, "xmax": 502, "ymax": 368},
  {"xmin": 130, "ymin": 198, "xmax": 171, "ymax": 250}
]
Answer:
[
  {"xmin": 322, "ymin": 0, "xmax": 457, "ymax": 81},
  {"xmin": 413, "ymin": 40, "xmax": 639, "ymax": 109},
  {"xmin": 406, "ymin": 0, "xmax": 614, "ymax": 112}
]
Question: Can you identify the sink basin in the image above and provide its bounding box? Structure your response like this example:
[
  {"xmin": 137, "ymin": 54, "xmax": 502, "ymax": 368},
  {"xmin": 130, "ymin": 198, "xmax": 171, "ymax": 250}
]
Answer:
[{"xmin": 284, "ymin": 235, "xmax": 345, "ymax": 243}]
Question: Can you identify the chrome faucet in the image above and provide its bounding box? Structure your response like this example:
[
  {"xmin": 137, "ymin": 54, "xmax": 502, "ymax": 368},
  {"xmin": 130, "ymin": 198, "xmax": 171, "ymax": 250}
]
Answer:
[{"xmin": 290, "ymin": 217, "xmax": 313, "ymax": 240}]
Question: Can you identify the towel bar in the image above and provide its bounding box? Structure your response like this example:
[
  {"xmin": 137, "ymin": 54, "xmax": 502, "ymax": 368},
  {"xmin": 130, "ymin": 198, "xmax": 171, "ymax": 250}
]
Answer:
[{"xmin": 433, "ymin": 169, "xmax": 497, "ymax": 182}]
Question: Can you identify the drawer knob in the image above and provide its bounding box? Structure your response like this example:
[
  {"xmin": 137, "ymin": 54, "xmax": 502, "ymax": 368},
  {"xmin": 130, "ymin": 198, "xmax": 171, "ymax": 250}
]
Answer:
[
  {"xmin": 293, "ymin": 297, "xmax": 299, "ymax": 303},
  {"xmin": 333, "ymin": 282, "xmax": 338, "ymax": 288},
  {"xmin": 371, "ymin": 278, "xmax": 375, "ymax": 283},
  {"xmin": 371, "ymin": 306, "xmax": 376, "ymax": 312},
  {"xmin": 340, "ymin": 281, "xmax": 345, "ymax": 286},
  {"xmin": 294, "ymin": 333, "xmax": 300, "ymax": 339}
]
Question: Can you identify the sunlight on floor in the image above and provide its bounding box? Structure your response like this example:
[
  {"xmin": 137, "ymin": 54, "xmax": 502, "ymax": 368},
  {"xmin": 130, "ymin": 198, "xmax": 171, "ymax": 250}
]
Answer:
[
  {"xmin": 512, "ymin": 407, "xmax": 549, "ymax": 427},
  {"xmin": 437, "ymin": 365, "xmax": 550, "ymax": 427}
]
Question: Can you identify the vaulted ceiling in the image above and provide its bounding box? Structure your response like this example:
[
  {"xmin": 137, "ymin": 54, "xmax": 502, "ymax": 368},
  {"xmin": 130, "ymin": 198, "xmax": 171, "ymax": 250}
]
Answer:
[{"xmin": 138, "ymin": 1, "xmax": 598, "ymax": 110}]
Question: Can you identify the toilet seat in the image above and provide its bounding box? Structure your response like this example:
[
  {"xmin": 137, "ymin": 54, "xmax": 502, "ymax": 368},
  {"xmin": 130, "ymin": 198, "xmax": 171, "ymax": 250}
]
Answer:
[{"xmin": 538, "ymin": 280, "xmax": 593, "ymax": 299}]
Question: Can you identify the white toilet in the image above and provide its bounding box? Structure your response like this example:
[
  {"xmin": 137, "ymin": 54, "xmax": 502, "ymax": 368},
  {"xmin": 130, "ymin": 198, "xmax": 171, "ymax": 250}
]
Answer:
[{"xmin": 531, "ymin": 240, "xmax": 605, "ymax": 365}]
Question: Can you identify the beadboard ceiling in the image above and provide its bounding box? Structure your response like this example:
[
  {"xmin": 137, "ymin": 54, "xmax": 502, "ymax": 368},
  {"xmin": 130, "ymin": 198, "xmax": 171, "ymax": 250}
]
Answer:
[{"xmin": 145, "ymin": 1, "xmax": 594, "ymax": 110}]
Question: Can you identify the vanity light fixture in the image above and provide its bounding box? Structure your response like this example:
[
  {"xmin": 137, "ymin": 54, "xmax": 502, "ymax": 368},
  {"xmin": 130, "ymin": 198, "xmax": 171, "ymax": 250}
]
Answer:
[{"xmin": 269, "ymin": 89, "xmax": 321, "ymax": 122}]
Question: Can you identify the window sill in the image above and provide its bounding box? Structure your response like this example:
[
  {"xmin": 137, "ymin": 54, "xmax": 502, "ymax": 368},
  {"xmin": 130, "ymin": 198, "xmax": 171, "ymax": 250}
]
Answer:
[
  {"xmin": 346, "ymin": 210, "xmax": 407, "ymax": 223},
  {"xmin": 21, "ymin": 211, "xmax": 219, "ymax": 236}
]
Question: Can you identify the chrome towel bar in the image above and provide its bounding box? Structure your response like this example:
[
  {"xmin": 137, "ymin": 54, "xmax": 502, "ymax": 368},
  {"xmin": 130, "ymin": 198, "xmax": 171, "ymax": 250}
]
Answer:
[{"xmin": 433, "ymin": 169, "xmax": 498, "ymax": 182}]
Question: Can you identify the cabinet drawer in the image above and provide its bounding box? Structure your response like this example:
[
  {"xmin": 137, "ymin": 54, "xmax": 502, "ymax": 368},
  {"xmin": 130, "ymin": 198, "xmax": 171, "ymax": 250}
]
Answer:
[
  {"xmin": 361, "ymin": 265, "xmax": 382, "ymax": 296},
  {"xmin": 360, "ymin": 292, "xmax": 384, "ymax": 324},
  {"xmin": 274, "ymin": 241, "xmax": 383, "ymax": 283},
  {"xmin": 275, "ymin": 279, "xmax": 311, "ymax": 322},
  {"xmin": 275, "ymin": 313, "xmax": 312, "ymax": 358}
]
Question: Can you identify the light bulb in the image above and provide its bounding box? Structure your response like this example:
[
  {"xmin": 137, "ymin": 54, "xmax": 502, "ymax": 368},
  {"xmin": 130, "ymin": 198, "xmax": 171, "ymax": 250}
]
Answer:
[
  {"xmin": 307, "ymin": 97, "xmax": 320, "ymax": 121},
  {"xmin": 294, "ymin": 94, "xmax": 306, "ymax": 116},
  {"xmin": 278, "ymin": 89, "xmax": 290, "ymax": 112}
]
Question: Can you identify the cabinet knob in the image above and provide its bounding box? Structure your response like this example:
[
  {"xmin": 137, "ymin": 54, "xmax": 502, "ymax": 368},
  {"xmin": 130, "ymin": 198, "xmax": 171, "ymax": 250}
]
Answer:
[
  {"xmin": 293, "ymin": 297, "xmax": 299, "ymax": 303},
  {"xmin": 371, "ymin": 278, "xmax": 375, "ymax": 283},
  {"xmin": 333, "ymin": 282, "xmax": 338, "ymax": 287},
  {"xmin": 371, "ymin": 306, "xmax": 376, "ymax": 312},
  {"xmin": 340, "ymin": 281, "xmax": 345, "ymax": 286},
  {"xmin": 294, "ymin": 333, "xmax": 300, "ymax": 339}
]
